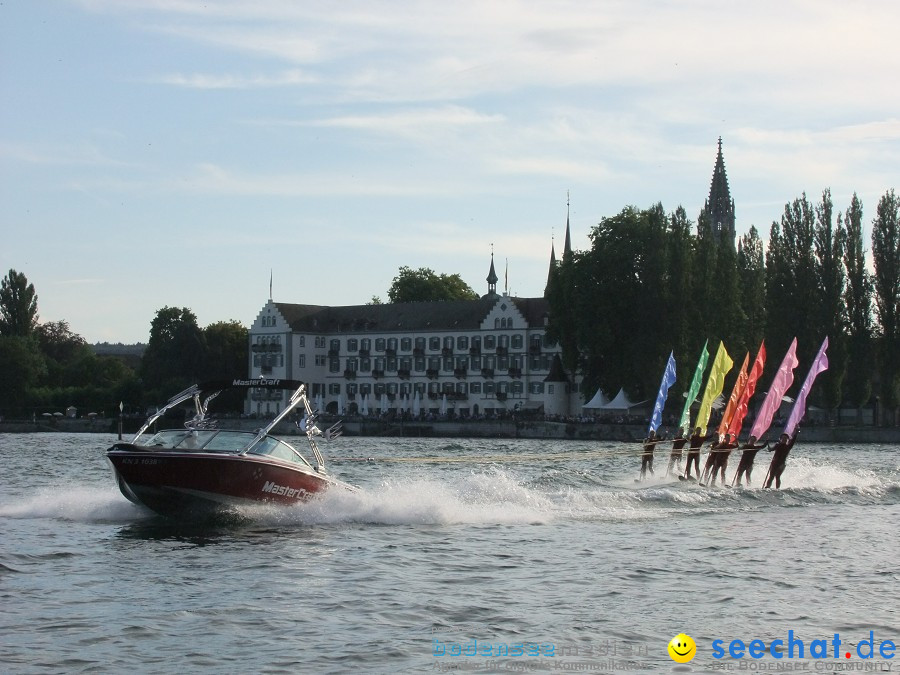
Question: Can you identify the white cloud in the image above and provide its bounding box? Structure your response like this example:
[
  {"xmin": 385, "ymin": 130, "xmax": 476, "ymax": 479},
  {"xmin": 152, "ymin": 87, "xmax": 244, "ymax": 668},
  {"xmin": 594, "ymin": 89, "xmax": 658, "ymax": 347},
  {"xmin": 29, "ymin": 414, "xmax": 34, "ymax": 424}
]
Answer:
[{"xmin": 156, "ymin": 69, "xmax": 317, "ymax": 89}]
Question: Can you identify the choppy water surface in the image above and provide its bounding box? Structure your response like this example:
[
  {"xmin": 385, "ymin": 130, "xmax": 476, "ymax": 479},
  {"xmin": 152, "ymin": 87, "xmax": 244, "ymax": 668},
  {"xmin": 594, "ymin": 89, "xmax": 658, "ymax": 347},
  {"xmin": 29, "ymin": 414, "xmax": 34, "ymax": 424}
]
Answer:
[{"xmin": 1, "ymin": 433, "xmax": 898, "ymax": 673}]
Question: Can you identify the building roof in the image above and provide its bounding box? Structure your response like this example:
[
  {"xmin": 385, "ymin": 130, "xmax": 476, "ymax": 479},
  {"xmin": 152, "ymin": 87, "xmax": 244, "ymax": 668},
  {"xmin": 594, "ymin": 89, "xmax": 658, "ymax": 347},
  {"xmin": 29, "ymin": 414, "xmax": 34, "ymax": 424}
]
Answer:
[{"xmin": 273, "ymin": 296, "xmax": 549, "ymax": 334}]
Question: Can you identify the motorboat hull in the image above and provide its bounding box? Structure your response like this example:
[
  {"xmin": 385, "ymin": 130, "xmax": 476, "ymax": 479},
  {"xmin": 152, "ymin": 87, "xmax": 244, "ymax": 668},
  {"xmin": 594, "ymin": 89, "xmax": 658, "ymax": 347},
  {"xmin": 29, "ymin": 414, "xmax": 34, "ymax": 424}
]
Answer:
[{"xmin": 107, "ymin": 444, "xmax": 348, "ymax": 517}]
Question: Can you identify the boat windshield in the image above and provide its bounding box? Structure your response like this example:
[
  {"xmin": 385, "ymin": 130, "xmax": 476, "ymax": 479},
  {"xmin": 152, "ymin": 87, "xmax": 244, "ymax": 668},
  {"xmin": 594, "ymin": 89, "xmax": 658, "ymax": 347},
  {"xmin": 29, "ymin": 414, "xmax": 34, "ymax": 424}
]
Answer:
[
  {"xmin": 247, "ymin": 436, "xmax": 312, "ymax": 467},
  {"xmin": 142, "ymin": 429, "xmax": 257, "ymax": 453}
]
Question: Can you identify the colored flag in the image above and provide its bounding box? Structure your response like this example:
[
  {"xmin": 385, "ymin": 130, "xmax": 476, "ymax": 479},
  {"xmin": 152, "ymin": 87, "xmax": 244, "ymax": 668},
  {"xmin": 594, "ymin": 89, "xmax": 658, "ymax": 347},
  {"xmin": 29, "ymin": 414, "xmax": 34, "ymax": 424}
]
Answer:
[
  {"xmin": 695, "ymin": 341, "xmax": 734, "ymax": 435},
  {"xmin": 749, "ymin": 338, "xmax": 799, "ymax": 441},
  {"xmin": 678, "ymin": 341, "xmax": 709, "ymax": 434},
  {"xmin": 649, "ymin": 351, "xmax": 677, "ymax": 433},
  {"xmin": 718, "ymin": 352, "xmax": 749, "ymax": 438},
  {"xmin": 727, "ymin": 341, "xmax": 767, "ymax": 439},
  {"xmin": 783, "ymin": 337, "xmax": 829, "ymax": 437}
]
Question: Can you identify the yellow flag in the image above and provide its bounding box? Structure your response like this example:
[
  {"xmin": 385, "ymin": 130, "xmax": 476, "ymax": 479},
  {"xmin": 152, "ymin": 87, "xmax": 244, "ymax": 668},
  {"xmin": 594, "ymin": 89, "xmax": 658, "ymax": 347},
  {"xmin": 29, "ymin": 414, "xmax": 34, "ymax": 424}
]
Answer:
[{"xmin": 695, "ymin": 341, "xmax": 734, "ymax": 435}]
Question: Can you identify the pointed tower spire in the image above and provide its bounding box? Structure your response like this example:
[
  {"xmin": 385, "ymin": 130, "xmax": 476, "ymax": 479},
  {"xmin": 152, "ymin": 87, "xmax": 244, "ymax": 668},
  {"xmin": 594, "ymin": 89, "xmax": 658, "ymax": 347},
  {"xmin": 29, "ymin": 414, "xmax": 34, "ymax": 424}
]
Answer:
[
  {"xmin": 700, "ymin": 137, "xmax": 736, "ymax": 247},
  {"xmin": 563, "ymin": 191, "xmax": 573, "ymax": 260},
  {"xmin": 485, "ymin": 244, "xmax": 498, "ymax": 298},
  {"xmin": 544, "ymin": 235, "xmax": 557, "ymax": 298}
]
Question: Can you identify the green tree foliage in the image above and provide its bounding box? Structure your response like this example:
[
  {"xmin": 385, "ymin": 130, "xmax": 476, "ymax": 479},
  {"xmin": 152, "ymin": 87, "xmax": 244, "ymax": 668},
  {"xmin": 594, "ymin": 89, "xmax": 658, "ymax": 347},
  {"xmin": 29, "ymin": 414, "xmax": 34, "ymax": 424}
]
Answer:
[
  {"xmin": 203, "ymin": 320, "xmax": 249, "ymax": 412},
  {"xmin": 737, "ymin": 226, "xmax": 766, "ymax": 349},
  {"xmin": 36, "ymin": 320, "xmax": 91, "ymax": 385},
  {"xmin": 842, "ymin": 193, "xmax": 873, "ymax": 418},
  {"xmin": 544, "ymin": 249, "xmax": 582, "ymax": 379},
  {"xmin": 813, "ymin": 189, "xmax": 847, "ymax": 411},
  {"xmin": 387, "ymin": 266, "xmax": 478, "ymax": 303},
  {"xmin": 666, "ymin": 206, "xmax": 697, "ymax": 364},
  {"xmin": 0, "ymin": 336, "xmax": 46, "ymax": 413},
  {"xmin": 766, "ymin": 194, "xmax": 819, "ymax": 368},
  {"xmin": 871, "ymin": 189, "xmax": 900, "ymax": 423},
  {"xmin": 141, "ymin": 307, "xmax": 207, "ymax": 400},
  {"xmin": 0, "ymin": 269, "xmax": 39, "ymax": 337}
]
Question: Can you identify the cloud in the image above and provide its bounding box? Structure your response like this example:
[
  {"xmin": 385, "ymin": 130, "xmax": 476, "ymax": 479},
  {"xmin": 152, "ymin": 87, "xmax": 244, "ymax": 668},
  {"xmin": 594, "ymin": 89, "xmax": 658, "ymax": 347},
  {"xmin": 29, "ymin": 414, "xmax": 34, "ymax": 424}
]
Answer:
[
  {"xmin": 0, "ymin": 141, "xmax": 131, "ymax": 167},
  {"xmin": 156, "ymin": 69, "xmax": 317, "ymax": 89},
  {"xmin": 173, "ymin": 162, "xmax": 475, "ymax": 197}
]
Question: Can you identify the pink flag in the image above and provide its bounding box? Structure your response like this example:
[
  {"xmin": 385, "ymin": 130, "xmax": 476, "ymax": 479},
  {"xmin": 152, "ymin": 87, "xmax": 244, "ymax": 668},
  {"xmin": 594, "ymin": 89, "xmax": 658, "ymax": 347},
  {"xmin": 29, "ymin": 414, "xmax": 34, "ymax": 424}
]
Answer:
[
  {"xmin": 783, "ymin": 337, "xmax": 829, "ymax": 437},
  {"xmin": 727, "ymin": 341, "xmax": 766, "ymax": 439},
  {"xmin": 749, "ymin": 338, "xmax": 799, "ymax": 441}
]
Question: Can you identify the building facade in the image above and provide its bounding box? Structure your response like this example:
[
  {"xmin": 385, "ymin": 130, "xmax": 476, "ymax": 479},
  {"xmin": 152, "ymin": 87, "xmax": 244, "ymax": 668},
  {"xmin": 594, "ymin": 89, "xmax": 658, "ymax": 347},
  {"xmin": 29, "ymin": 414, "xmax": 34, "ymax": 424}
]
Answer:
[{"xmin": 247, "ymin": 259, "xmax": 580, "ymax": 419}]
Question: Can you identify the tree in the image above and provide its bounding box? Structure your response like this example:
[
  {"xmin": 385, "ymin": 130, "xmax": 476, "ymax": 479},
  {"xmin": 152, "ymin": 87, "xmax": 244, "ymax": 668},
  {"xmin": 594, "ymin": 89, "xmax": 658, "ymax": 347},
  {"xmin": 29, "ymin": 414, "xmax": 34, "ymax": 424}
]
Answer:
[
  {"xmin": 813, "ymin": 189, "xmax": 847, "ymax": 413},
  {"xmin": 737, "ymin": 226, "xmax": 766, "ymax": 349},
  {"xmin": 203, "ymin": 320, "xmax": 249, "ymax": 413},
  {"xmin": 842, "ymin": 193, "xmax": 874, "ymax": 421},
  {"xmin": 140, "ymin": 307, "xmax": 207, "ymax": 399},
  {"xmin": 871, "ymin": 189, "xmax": 900, "ymax": 425},
  {"xmin": 387, "ymin": 267, "xmax": 478, "ymax": 303},
  {"xmin": 0, "ymin": 269, "xmax": 39, "ymax": 337},
  {"xmin": 766, "ymin": 194, "xmax": 818, "ymax": 369},
  {"xmin": 0, "ymin": 335, "xmax": 46, "ymax": 414},
  {"xmin": 37, "ymin": 320, "xmax": 90, "ymax": 366}
]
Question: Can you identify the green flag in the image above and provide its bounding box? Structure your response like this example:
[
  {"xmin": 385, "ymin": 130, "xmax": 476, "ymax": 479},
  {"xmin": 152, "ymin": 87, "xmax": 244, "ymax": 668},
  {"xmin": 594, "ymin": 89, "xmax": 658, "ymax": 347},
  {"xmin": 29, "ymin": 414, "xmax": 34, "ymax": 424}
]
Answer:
[{"xmin": 678, "ymin": 340, "xmax": 709, "ymax": 434}]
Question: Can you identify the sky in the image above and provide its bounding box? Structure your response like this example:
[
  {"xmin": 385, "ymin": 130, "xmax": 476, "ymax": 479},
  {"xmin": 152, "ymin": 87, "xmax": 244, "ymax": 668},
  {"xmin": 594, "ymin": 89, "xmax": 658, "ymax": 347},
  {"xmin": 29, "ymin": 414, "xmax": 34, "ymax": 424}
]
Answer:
[{"xmin": 2, "ymin": 0, "xmax": 898, "ymax": 344}]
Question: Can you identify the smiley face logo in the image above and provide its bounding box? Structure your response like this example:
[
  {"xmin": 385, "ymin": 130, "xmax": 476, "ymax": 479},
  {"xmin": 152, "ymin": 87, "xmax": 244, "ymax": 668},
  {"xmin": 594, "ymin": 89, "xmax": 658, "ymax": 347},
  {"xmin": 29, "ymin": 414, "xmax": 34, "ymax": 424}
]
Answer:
[{"xmin": 668, "ymin": 633, "xmax": 696, "ymax": 663}]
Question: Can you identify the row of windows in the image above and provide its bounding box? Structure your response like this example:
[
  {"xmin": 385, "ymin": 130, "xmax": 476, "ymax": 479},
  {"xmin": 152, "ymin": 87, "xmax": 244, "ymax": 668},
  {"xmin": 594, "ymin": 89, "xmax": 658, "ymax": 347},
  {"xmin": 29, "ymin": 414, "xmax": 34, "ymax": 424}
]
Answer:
[
  {"xmin": 268, "ymin": 333, "xmax": 556, "ymax": 353},
  {"xmin": 305, "ymin": 381, "xmax": 570, "ymax": 397},
  {"xmin": 324, "ymin": 381, "xmax": 529, "ymax": 396},
  {"xmin": 253, "ymin": 354, "xmax": 284, "ymax": 367},
  {"xmin": 310, "ymin": 354, "xmax": 554, "ymax": 373},
  {"xmin": 324, "ymin": 334, "xmax": 550, "ymax": 353}
]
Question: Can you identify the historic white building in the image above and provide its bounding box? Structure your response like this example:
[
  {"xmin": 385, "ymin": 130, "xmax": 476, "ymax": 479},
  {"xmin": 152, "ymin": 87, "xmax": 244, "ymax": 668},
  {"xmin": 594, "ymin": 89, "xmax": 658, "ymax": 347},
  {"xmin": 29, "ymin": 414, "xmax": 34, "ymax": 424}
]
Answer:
[{"xmin": 246, "ymin": 252, "xmax": 581, "ymax": 419}]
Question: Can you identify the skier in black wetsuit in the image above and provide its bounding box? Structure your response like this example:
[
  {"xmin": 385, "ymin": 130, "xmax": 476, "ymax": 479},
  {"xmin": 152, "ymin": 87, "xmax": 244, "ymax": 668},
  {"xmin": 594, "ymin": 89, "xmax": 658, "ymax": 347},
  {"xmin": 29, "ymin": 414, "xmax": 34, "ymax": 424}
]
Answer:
[
  {"xmin": 764, "ymin": 432, "xmax": 798, "ymax": 489},
  {"xmin": 734, "ymin": 435, "xmax": 768, "ymax": 486}
]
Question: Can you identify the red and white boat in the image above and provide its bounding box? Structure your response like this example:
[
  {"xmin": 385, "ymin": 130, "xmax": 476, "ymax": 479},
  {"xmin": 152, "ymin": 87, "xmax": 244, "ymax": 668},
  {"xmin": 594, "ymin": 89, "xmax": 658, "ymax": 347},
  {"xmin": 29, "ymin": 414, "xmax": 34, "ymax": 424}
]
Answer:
[{"xmin": 106, "ymin": 379, "xmax": 356, "ymax": 517}]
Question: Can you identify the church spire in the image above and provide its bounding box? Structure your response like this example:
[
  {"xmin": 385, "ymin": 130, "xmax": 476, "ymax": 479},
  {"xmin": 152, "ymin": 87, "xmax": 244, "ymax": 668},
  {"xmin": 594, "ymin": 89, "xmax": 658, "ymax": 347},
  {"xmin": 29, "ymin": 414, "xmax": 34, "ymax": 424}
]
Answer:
[
  {"xmin": 544, "ymin": 236, "xmax": 557, "ymax": 297},
  {"xmin": 701, "ymin": 137, "xmax": 736, "ymax": 247},
  {"xmin": 485, "ymin": 244, "xmax": 499, "ymax": 298},
  {"xmin": 563, "ymin": 191, "xmax": 573, "ymax": 260}
]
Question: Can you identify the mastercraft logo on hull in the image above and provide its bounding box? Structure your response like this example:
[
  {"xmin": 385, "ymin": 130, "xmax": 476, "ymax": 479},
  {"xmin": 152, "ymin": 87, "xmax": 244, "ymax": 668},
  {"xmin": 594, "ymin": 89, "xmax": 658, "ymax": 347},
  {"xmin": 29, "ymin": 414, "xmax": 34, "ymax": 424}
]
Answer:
[{"xmin": 261, "ymin": 480, "xmax": 307, "ymax": 499}]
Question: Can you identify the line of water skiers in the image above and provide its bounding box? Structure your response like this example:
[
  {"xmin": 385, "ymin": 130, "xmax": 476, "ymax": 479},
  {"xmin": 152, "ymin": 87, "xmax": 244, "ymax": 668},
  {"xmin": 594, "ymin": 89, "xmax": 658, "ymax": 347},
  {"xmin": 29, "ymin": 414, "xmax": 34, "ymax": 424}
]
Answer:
[{"xmin": 638, "ymin": 428, "xmax": 798, "ymax": 488}]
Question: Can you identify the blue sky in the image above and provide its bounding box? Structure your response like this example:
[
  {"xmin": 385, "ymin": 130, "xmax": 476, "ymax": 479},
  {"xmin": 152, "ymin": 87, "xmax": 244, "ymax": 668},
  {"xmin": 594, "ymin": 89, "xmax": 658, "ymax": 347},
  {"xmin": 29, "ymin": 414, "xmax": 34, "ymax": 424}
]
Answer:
[{"xmin": 2, "ymin": 0, "xmax": 898, "ymax": 343}]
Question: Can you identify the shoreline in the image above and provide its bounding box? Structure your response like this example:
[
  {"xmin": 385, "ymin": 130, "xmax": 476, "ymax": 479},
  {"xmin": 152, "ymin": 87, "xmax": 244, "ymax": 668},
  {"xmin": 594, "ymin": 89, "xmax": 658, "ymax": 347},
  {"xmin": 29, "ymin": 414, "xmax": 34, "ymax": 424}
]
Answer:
[{"xmin": 2, "ymin": 418, "xmax": 899, "ymax": 443}]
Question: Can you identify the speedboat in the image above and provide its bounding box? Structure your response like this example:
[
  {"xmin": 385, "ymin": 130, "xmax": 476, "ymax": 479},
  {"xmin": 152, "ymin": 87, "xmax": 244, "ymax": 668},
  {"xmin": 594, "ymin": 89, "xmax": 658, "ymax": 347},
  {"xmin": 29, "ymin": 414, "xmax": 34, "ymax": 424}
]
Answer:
[{"xmin": 106, "ymin": 379, "xmax": 356, "ymax": 517}]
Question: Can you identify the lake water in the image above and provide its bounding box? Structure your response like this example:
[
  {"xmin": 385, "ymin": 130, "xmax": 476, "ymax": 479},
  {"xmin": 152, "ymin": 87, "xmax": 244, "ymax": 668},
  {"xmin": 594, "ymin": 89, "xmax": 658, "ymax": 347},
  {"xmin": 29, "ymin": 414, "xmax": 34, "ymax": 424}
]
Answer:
[{"xmin": 1, "ymin": 433, "xmax": 898, "ymax": 674}]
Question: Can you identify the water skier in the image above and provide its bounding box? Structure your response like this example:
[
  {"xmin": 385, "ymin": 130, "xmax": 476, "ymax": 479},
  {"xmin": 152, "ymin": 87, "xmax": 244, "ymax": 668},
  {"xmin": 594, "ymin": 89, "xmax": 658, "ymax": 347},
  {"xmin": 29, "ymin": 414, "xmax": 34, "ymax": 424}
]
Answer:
[
  {"xmin": 639, "ymin": 430, "xmax": 662, "ymax": 481},
  {"xmin": 709, "ymin": 433, "xmax": 738, "ymax": 486},
  {"xmin": 667, "ymin": 429, "xmax": 687, "ymax": 476},
  {"xmin": 764, "ymin": 432, "xmax": 797, "ymax": 489},
  {"xmin": 683, "ymin": 427, "xmax": 712, "ymax": 480},
  {"xmin": 733, "ymin": 435, "xmax": 769, "ymax": 486}
]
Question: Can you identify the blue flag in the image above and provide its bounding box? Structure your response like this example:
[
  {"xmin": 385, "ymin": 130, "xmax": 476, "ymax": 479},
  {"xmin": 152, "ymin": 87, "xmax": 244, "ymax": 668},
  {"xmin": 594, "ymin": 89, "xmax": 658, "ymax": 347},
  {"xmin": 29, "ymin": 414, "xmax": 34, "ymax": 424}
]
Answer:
[{"xmin": 649, "ymin": 351, "xmax": 677, "ymax": 433}]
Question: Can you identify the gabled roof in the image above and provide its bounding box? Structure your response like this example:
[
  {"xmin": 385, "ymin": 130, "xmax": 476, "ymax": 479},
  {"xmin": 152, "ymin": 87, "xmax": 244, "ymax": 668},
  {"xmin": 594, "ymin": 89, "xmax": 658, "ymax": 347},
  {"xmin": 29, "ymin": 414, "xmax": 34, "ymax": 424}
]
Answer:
[{"xmin": 274, "ymin": 296, "xmax": 549, "ymax": 334}]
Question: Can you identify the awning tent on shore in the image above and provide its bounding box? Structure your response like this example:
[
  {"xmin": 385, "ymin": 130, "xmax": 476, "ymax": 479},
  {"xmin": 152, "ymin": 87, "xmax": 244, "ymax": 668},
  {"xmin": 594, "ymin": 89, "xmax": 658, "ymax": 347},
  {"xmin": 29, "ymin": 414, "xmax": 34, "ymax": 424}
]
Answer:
[{"xmin": 583, "ymin": 388, "xmax": 609, "ymax": 410}]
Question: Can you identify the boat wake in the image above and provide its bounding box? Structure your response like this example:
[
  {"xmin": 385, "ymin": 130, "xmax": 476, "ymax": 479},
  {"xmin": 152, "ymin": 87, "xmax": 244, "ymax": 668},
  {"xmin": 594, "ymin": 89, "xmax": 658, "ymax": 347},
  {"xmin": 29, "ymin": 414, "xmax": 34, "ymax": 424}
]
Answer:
[
  {"xmin": 1, "ymin": 457, "xmax": 895, "ymax": 528},
  {"xmin": 239, "ymin": 457, "xmax": 898, "ymax": 527},
  {"xmin": 0, "ymin": 485, "xmax": 150, "ymax": 523}
]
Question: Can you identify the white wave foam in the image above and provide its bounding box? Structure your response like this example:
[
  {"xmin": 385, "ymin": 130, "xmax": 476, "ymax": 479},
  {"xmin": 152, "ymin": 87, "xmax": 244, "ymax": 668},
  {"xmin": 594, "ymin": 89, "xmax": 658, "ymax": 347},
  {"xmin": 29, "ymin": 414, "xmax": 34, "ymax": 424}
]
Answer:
[
  {"xmin": 254, "ymin": 469, "xmax": 557, "ymax": 526},
  {"xmin": 773, "ymin": 457, "xmax": 885, "ymax": 493},
  {"xmin": 0, "ymin": 486, "xmax": 147, "ymax": 522}
]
